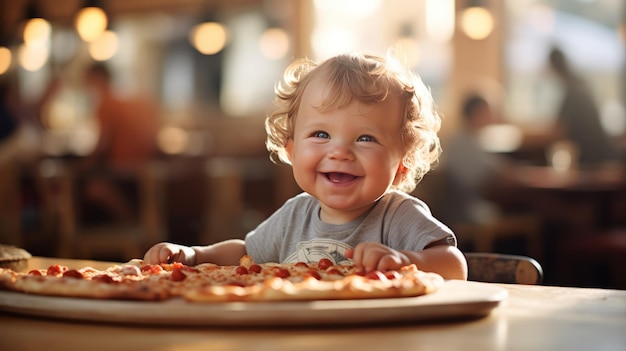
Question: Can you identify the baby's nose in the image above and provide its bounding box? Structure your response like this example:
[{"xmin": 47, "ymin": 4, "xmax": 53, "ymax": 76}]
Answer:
[{"xmin": 327, "ymin": 143, "xmax": 355, "ymax": 161}]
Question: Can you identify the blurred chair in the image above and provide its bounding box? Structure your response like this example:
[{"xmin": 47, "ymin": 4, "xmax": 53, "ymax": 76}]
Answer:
[
  {"xmin": 453, "ymin": 214, "xmax": 544, "ymax": 263},
  {"xmin": 40, "ymin": 159, "xmax": 167, "ymax": 261},
  {"xmin": 201, "ymin": 157, "xmax": 244, "ymax": 245},
  {"xmin": 200, "ymin": 157, "xmax": 285, "ymax": 246},
  {"xmin": 465, "ymin": 252, "xmax": 544, "ymax": 285}
]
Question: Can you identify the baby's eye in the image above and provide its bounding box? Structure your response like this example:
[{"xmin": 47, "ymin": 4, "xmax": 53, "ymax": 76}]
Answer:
[
  {"xmin": 356, "ymin": 135, "xmax": 377, "ymax": 142},
  {"xmin": 312, "ymin": 131, "xmax": 330, "ymax": 139}
]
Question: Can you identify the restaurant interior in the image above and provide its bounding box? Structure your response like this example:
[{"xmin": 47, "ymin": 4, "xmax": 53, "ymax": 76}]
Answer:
[{"xmin": 0, "ymin": 0, "xmax": 624, "ymax": 289}]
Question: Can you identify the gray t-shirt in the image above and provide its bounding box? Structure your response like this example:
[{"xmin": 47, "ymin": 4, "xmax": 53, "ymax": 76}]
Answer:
[{"xmin": 245, "ymin": 191, "xmax": 456, "ymax": 264}]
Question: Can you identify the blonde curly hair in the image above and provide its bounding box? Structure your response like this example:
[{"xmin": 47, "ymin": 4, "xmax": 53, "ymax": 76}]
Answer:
[{"xmin": 265, "ymin": 52, "xmax": 442, "ymax": 193}]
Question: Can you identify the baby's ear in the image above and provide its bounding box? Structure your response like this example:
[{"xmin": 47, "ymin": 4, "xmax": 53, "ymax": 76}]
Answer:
[
  {"xmin": 392, "ymin": 162, "xmax": 408, "ymax": 185},
  {"xmin": 285, "ymin": 139, "xmax": 294, "ymax": 162}
]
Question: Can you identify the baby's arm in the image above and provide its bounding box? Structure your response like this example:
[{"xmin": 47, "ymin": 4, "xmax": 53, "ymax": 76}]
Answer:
[
  {"xmin": 401, "ymin": 245, "xmax": 467, "ymax": 280},
  {"xmin": 193, "ymin": 239, "xmax": 247, "ymax": 266},
  {"xmin": 346, "ymin": 242, "xmax": 467, "ymax": 280},
  {"xmin": 143, "ymin": 239, "xmax": 246, "ymax": 266}
]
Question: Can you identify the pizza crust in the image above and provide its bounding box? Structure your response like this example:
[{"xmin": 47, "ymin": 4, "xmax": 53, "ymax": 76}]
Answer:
[{"xmin": 11, "ymin": 275, "xmax": 168, "ymax": 300}]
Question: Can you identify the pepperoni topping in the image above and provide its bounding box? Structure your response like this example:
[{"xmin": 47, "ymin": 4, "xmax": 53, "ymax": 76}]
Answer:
[
  {"xmin": 170, "ymin": 262, "xmax": 185, "ymax": 270},
  {"xmin": 384, "ymin": 271, "xmax": 401, "ymax": 280},
  {"xmin": 273, "ymin": 268, "xmax": 290, "ymax": 278},
  {"xmin": 248, "ymin": 264, "xmax": 262, "ymax": 273},
  {"xmin": 28, "ymin": 270, "xmax": 43, "ymax": 276},
  {"xmin": 141, "ymin": 264, "xmax": 164, "ymax": 275},
  {"xmin": 62, "ymin": 269, "xmax": 84, "ymax": 279},
  {"xmin": 295, "ymin": 262, "xmax": 309, "ymax": 268},
  {"xmin": 306, "ymin": 271, "xmax": 322, "ymax": 280},
  {"xmin": 366, "ymin": 271, "xmax": 387, "ymax": 281},
  {"xmin": 317, "ymin": 258, "xmax": 333, "ymax": 270},
  {"xmin": 46, "ymin": 264, "xmax": 68, "ymax": 276},
  {"xmin": 235, "ymin": 266, "xmax": 249, "ymax": 275},
  {"xmin": 160, "ymin": 262, "xmax": 189, "ymax": 272},
  {"xmin": 170, "ymin": 268, "xmax": 187, "ymax": 282}
]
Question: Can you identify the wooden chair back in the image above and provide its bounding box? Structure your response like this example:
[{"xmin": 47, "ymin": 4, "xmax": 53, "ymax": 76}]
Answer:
[{"xmin": 464, "ymin": 252, "xmax": 543, "ymax": 285}]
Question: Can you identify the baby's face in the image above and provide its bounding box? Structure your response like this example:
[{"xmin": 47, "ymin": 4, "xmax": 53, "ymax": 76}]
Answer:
[{"xmin": 286, "ymin": 77, "xmax": 406, "ymax": 224}]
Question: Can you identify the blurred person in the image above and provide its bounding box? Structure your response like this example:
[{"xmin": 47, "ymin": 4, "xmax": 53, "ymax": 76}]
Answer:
[
  {"xmin": 440, "ymin": 93, "xmax": 543, "ymax": 258},
  {"xmin": 547, "ymin": 46, "xmax": 621, "ymax": 166},
  {"xmin": 79, "ymin": 62, "xmax": 161, "ymax": 224},
  {"xmin": 440, "ymin": 93, "xmax": 507, "ymax": 227},
  {"xmin": 143, "ymin": 52, "xmax": 467, "ymax": 280}
]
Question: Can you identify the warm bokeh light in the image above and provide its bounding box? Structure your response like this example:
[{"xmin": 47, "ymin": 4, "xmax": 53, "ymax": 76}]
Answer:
[
  {"xmin": 460, "ymin": 7, "xmax": 494, "ymax": 40},
  {"xmin": 259, "ymin": 28, "xmax": 289, "ymax": 60},
  {"xmin": 89, "ymin": 30, "xmax": 118, "ymax": 61},
  {"xmin": 18, "ymin": 44, "xmax": 49, "ymax": 72},
  {"xmin": 76, "ymin": 7, "xmax": 108, "ymax": 42},
  {"xmin": 478, "ymin": 124, "xmax": 523, "ymax": 153},
  {"xmin": 425, "ymin": 0, "xmax": 455, "ymax": 42},
  {"xmin": 23, "ymin": 18, "xmax": 51, "ymax": 47},
  {"xmin": 190, "ymin": 22, "xmax": 227, "ymax": 55},
  {"xmin": 0, "ymin": 47, "xmax": 11, "ymax": 75},
  {"xmin": 157, "ymin": 126, "xmax": 189, "ymax": 155},
  {"xmin": 547, "ymin": 141, "xmax": 577, "ymax": 171},
  {"xmin": 44, "ymin": 99, "xmax": 77, "ymax": 130},
  {"xmin": 551, "ymin": 150, "xmax": 573, "ymax": 170},
  {"xmin": 312, "ymin": 27, "xmax": 354, "ymax": 60}
]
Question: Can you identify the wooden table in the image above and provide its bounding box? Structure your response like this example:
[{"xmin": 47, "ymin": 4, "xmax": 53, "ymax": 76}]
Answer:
[
  {"xmin": 1, "ymin": 257, "xmax": 625, "ymax": 351},
  {"xmin": 493, "ymin": 163, "xmax": 626, "ymax": 233},
  {"xmin": 513, "ymin": 164, "xmax": 626, "ymax": 191}
]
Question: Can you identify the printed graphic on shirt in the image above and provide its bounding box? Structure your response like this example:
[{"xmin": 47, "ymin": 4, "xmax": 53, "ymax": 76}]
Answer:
[{"xmin": 284, "ymin": 238, "xmax": 353, "ymax": 265}]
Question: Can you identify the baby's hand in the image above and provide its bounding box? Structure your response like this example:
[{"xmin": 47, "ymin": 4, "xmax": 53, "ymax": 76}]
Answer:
[
  {"xmin": 143, "ymin": 242, "xmax": 196, "ymax": 265},
  {"xmin": 345, "ymin": 242, "xmax": 410, "ymax": 272}
]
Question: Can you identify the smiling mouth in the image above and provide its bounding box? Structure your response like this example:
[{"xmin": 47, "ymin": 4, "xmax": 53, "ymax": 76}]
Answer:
[{"xmin": 325, "ymin": 172, "xmax": 358, "ymax": 183}]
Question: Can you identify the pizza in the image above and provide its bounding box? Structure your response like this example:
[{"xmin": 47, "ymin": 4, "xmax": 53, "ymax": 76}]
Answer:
[{"xmin": 0, "ymin": 255, "xmax": 444, "ymax": 302}]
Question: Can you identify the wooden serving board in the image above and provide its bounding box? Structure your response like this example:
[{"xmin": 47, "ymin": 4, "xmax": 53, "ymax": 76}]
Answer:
[{"xmin": 0, "ymin": 280, "xmax": 507, "ymax": 327}]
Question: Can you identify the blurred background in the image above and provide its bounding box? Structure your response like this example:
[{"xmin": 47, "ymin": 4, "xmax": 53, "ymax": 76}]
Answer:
[{"xmin": 0, "ymin": 0, "xmax": 624, "ymax": 288}]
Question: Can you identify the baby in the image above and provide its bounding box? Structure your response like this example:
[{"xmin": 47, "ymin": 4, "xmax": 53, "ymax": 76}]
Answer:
[{"xmin": 144, "ymin": 52, "xmax": 467, "ymax": 280}]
